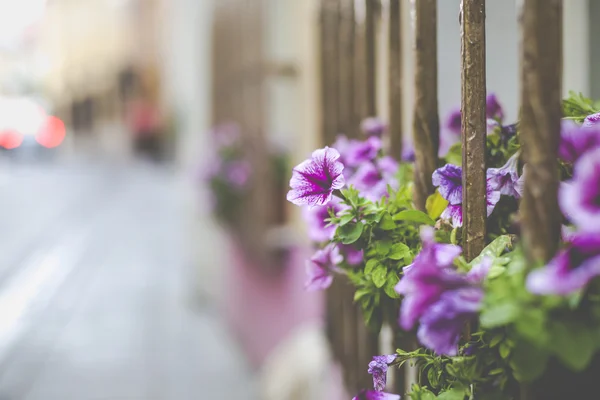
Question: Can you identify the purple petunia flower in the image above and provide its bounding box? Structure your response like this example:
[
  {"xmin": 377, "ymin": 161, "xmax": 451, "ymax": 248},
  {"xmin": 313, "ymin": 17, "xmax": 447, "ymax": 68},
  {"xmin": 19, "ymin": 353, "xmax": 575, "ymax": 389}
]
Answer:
[
  {"xmin": 486, "ymin": 93, "xmax": 504, "ymax": 121},
  {"xmin": 395, "ymin": 227, "xmax": 464, "ymax": 330},
  {"xmin": 345, "ymin": 136, "xmax": 383, "ymax": 168},
  {"xmin": 487, "ymin": 152, "xmax": 523, "ymax": 198},
  {"xmin": 466, "ymin": 256, "xmax": 493, "ymax": 284},
  {"xmin": 558, "ymin": 120, "xmax": 600, "ymax": 164},
  {"xmin": 368, "ymin": 354, "xmax": 397, "ymax": 391},
  {"xmin": 526, "ymin": 232, "xmax": 600, "ymax": 295},
  {"xmin": 418, "ymin": 287, "xmax": 483, "ymax": 356},
  {"xmin": 287, "ymin": 147, "xmax": 345, "ymax": 207},
  {"xmin": 559, "ymin": 148, "xmax": 600, "ymax": 232},
  {"xmin": 361, "ymin": 117, "xmax": 387, "ymax": 138},
  {"xmin": 225, "ymin": 160, "xmax": 251, "ymax": 188},
  {"xmin": 351, "ymin": 162, "xmax": 382, "ymax": 189},
  {"xmin": 352, "ymin": 390, "xmax": 401, "ymax": 400},
  {"xmin": 432, "ymin": 164, "xmax": 463, "ymax": 205},
  {"xmin": 302, "ymin": 198, "xmax": 346, "ymax": 242},
  {"xmin": 437, "ymin": 173, "xmax": 501, "ymax": 228},
  {"xmin": 212, "ymin": 122, "xmax": 241, "ymax": 148},
  {"xmin": 439, "ymin": 108, "xmax": 462, "ymax": 157},
  {"xmin": 401, "ymin": 141, "xmax": 415, "ymax": 162},
  {"xmin": 440, "ymin": 204, "xmax": 463, "ymax": 228},
  {"xmin": 340, "ymin": 244, "xmax": 364, "ymax": 266},
  {"xmin": 305, "ymin": 244, "xmax": 343, "ymax": 291},
  {"xmin": 377, "ymin": 156, "xmax": 399, "ymax": 178},
  {"xmin": 439, "ymin": 93, "xmax": 505, "ymax": 157},
  {"xmin": 582, "ymin": 112, "xmax": 600, "ymax": 128}
]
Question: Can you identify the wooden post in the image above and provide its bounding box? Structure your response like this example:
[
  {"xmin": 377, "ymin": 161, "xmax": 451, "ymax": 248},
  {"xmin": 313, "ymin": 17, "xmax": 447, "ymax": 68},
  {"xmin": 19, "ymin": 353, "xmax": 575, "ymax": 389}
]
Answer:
[
  {"xmin": 321, "ymin": 0, "xmax": 341, "ymax": 144},
  {"xmin": 338, "ymin": 0, "xmax": 357, "ymax": 137},
  {"xmin": 519, "ymin": 1, "xmax": 568, "ymax": 399},
  {"xmin": 519, "ymin": 0, "xmax": 562, "ymax": 264},
  {"xmin": 365, "ymin": 0, "xmax": 377, "ymax": 117},
  {"xmin": 388, "ymin": 0, "xmax": 403, "ymax": 159},
  {"xmin": 411, "ymin": 0, "xmax": 439, "ymax": 210},
  {"xmin": 460, "ymin": 0, "xmax": 487, "ymax": 262}
]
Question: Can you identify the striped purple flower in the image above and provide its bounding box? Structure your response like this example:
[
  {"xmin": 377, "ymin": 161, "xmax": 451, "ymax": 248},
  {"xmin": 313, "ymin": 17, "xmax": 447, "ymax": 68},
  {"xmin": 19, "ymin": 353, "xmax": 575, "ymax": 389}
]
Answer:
[{"xmin": 287, "ymin": 147, "xmax": 345, "ymax": 207}]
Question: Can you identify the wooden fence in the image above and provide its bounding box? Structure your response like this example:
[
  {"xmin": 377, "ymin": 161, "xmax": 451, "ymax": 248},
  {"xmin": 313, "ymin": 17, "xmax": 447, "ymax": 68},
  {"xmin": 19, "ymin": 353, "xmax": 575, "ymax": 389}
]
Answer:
[
  {"xmin": 209, "ymin": 0, "xmax": 586, "ymax": 397},
  {"xmin": 317, "ymin": 0, "xmax": 566, "ymax": 398}
]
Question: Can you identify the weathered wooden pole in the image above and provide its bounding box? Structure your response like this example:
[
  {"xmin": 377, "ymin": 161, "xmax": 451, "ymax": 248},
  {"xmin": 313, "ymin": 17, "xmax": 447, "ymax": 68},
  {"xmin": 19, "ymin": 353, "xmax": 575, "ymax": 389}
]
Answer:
[
  {"xmin": 388, "ymin": 0, "xmax": 403, "ymax": 159},
  {"xmin": 412, "ymin": 0, "xmax": 439, "ymax": 210},
  {"xmin": 320, "ymin": 0, "xmax": 341, "ymax": 144},
  {"xmin": 519, "ymin": 0, "xmax": 562, "ymax": 264},
  {"xmin": 518, "ymin": 1, "xmax": 569, "ymax": 399},
  {"xmin": 388, "ymin": 1, "xmax": 407, "ymax": 393},
  {"xmin": 460, "ymin": 0, "xmax": 487, "ymax": 262},
  {"xmin": 364, "ymin": 0, "xmax": 378, "ymax": 117},
  {"xmin": 338, "ymin": 0, "xmax": 357, "ymax": 137},
  {"xmin": 354, "ymin": 1, "xmax": 380, "ymax": 391}
]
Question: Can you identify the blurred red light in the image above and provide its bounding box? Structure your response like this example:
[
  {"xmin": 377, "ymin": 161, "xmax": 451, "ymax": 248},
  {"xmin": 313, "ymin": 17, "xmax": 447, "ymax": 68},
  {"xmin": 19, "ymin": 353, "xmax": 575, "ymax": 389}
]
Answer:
[
  {"xmin": 0, "ymin": 130, "xmax": 24, "ymax": 149},
  {"xmin": 36, "ymin": 116, "xmax": 66, "ymax": 148}
]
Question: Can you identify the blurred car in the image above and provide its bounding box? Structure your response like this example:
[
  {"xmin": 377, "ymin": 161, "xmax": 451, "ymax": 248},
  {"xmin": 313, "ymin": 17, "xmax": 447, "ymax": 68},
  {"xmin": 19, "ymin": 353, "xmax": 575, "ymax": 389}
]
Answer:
[{"xmin": 0, "ymin": 96, "xmax": 65, "ymax": 161}]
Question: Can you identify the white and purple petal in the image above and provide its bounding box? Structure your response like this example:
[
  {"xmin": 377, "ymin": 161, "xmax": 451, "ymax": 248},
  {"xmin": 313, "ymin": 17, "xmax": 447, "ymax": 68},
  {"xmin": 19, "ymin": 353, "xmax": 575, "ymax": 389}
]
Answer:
[
  {"xmin": 559, "ymin": 120, "xmax": 600, "ymax": 163},
  {"xmin": 441, "ymin": 204, "xmax": 463, "ymax": 228},
  {"xmin": 353, "ymin": 390, "xmax": 401, "ymax": 400},
  {"xmin": 305, "ymin": 244, "xmax": 343, "ymax": 291},
  {"xmin": 361, "ymin": 117, "xmax": 387, "ymax": 138},
  {"xmin": 487, "ymin": 152, "xmax": 522, "ymax": 198},
  {"xmin": 287, "ymin": 146, "xmax": 345, "ymax": 207},
  {"xmin": 432, "ymin": 164, "xmax": 463, "ymax": 205},
  {"xmin": 417, "ymin": 288, "xmax": 483, "ymax": 356},
  {"xmin": 559, "ymin": 148, "xmax": 600, "ymax": 232}
]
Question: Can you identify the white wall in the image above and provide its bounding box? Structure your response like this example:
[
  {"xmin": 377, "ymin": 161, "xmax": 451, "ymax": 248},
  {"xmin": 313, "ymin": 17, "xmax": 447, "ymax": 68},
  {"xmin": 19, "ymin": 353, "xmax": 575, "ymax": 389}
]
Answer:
[
  {"xmin": 159, "ymin": 0, "xmax": 227, "ymax": 302},
  {"xmin": 400, "ymin": 0, "xmax": 589, "ymax": 132}
]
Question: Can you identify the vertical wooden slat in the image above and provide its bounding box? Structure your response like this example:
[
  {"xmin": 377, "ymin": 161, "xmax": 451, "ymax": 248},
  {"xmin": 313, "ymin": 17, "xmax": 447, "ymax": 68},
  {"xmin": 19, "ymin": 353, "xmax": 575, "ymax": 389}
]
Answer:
[
  {"xmin": 321, "ymin": 0, "xmax": 341, "ymax": 144},
  {"xmin": 341, "ymin": 280, "xmax": 359, "ymax": 393},
  {"xmin": 519, "ymin": 0, "xmax": 562, "ymax": 264},
  {"xmin": 357, "ymin": 1, "xmax": 380, "ymax": 390},
  {"xmin": 364, "ymin": 0, "xmax": 378, "ymax": 117},
  {"xmin": 519, "ymin": 1, "xmax": 566, "ymax": 398},
  {"xmin": 338, "ymin": 0, "xmax": 357, "ymax": 138},
  {"xmin": 460, "ymin": 0, "xmax": 487, "ymax": 262},
  {"xmin": 388, "ymin": 0, "xmax": 403, "ymax": 159},
  {"xmin": 411, "ymin": 0, "xmax": 439, "ymax": 210}
]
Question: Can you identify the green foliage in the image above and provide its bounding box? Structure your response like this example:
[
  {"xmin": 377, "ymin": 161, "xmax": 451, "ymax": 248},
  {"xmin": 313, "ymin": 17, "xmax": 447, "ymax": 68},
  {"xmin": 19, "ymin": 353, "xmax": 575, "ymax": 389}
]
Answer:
[
  {"xmin": 307, "ymin": 95, "xmax": 600, "ymax": 398},
  {"xmin": 563, "ymin": 91, "xmax": 600, "ymax": 122},
  {"xmin": 426, "ymin": 191, "xmax": 449, "ymax": 220}
]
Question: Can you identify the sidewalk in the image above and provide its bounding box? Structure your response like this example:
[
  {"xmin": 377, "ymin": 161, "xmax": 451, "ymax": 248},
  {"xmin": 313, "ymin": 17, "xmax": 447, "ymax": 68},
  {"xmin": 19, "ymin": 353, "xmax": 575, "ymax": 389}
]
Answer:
[{"xmin": 0, "ymin": 160, "xmax": 257, "ymax": 399}]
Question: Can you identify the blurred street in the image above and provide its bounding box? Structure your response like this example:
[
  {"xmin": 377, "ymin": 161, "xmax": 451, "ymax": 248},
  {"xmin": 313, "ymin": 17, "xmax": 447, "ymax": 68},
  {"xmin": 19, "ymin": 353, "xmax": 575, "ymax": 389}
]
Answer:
[{"xmin": 0, "ymin": 157, "xmax": 256, "ymax": 400}]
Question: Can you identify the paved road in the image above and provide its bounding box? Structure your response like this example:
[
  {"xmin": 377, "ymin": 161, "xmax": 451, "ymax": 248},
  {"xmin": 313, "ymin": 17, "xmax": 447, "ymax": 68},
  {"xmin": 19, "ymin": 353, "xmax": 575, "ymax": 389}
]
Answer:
[{"xmin": 0, "ymin": 158, "xmax": 256, "ymax": 400}]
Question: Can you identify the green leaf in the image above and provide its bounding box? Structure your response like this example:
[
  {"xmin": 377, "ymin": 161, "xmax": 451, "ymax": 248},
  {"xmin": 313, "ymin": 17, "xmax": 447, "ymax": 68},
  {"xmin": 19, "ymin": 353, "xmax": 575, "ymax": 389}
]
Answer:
[
  {"xmin": 489, "ymin": 333, "xmax": 504, "ymax": 348},
  {"xmin": 393, "ymin": 210, "xmax": 435, "ymax": 226},
  {"xmin": 372, "ymin": 265, "xmax": 387, "ymax": 288},
  {"xmin": 514, "ymin": 308, "xmax": 548, "ymax": 345},
  {"xmin": 499, "ymin": 342, "xmax": 511, "ymax": 359},
  {"xmin": 378, "ymin": 213, "xmax": 396, "ymax": 230},
  {"xmin": 338, "ymin": 213, "xmax": 354, "ymax": 226},
  {"xmin": 338, "ymin": 221, "xmax": 364, "ymax": 244},
  {"xmin": 469, "ymin": 235, "xmax": 513, "ymax": 266},
  {"xmin": 444, "ymin": 143, "xmax": 463, "ymax": 166},
  {"xmin": 480, "ymin": 302, "xmax": 521, "ymax": 328},
  {"xmin": 426, "ymin": 191, "xmax": 449, "ymax": 220},
  {"xmin": 437, "ymin": 388, "xmax": 466, "ymax": 400},
  {"xmin": 550, "ymin": 320, "xmax": 596, "ymax": 371},
  {"xmin": 364, "ymin": 259, "xmax": 379, "ymax": 275},
  {"xmin": 509, "ymin": 342, "xmax": 548, "ymax": 382},
  {"xmin": 375, "ymin": 240, "xmax": 393, "ymax": 256},
  {"xmin": 384, "ymin": 273, "xmax": 400, "ymax": 298},
  {"xmin": 354, "ymin": 289, "xmax": 370, "ymax": 302},
  {"xmin": 388, "ymin": 243, "xmax": 411, "ymax": 260},
  {"xmin": 487, "ymin": 265, "xmax": 506, "ymax": 279}
]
